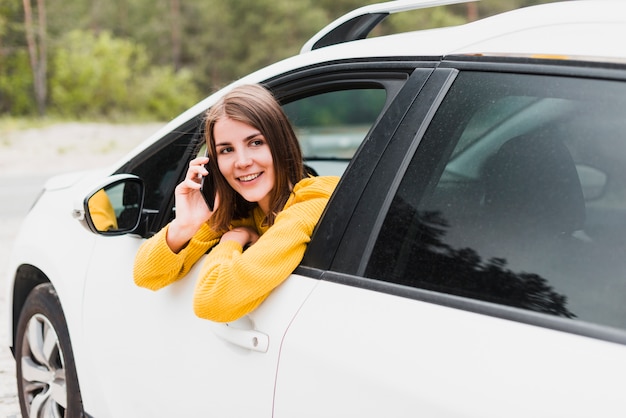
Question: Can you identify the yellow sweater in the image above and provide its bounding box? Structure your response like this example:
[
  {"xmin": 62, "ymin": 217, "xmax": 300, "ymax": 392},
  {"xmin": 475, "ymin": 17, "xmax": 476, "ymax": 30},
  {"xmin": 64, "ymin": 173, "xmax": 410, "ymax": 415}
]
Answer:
[{"xmin": 133, "ymin": 176, "xmax": 339, "ymax": 322}]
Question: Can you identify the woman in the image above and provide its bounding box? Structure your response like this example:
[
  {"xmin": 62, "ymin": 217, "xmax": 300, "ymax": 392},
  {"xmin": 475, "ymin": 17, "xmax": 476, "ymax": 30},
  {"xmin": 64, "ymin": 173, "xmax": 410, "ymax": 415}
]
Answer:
[{"xmin": 133, "ymin": 84, "xmax": 339, "ymax": 322}]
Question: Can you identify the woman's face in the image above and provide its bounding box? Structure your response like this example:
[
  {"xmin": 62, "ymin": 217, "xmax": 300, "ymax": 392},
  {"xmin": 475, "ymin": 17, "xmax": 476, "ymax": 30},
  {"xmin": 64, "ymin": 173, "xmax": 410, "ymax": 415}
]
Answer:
[{"xmin": 213, "ymin": 116, "xmax": 275, "ymax": 214}]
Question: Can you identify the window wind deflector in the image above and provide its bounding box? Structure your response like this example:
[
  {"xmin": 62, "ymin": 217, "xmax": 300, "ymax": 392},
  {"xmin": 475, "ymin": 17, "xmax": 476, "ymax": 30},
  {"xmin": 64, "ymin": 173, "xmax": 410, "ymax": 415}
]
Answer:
[{"xmin": 300, "ymin": 0, "xmax": 478, "ymax": 53}]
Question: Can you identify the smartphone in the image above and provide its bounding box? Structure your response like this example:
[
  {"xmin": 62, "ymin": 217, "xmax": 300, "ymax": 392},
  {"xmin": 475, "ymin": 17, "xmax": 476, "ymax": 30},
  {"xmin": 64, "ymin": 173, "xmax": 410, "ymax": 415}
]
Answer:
[{"xmin": 200, "ymin": 149, "xmax": 216, "ymax": 211}]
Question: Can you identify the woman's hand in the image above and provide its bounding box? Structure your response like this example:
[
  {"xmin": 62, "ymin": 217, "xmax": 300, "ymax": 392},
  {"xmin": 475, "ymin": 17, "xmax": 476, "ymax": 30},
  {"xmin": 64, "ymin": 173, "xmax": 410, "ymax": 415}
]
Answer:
[
  {"xmin": 220, "ymin": 226, "xmax": 260, "ymax": 249},
  {"xmin": 167, "ymin": 156, "xmax": 218, "ymax": 252}
]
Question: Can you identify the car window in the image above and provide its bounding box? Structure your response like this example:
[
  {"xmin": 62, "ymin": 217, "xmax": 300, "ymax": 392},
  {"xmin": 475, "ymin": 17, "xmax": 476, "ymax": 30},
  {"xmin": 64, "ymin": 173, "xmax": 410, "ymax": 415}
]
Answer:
[
  {"xmin": 282, "ymin": 88, "xmax": 386, "ymax": 176},
  {"xmin": 365, "ymin": 71, "xmax": 626, "ymax": 330}
]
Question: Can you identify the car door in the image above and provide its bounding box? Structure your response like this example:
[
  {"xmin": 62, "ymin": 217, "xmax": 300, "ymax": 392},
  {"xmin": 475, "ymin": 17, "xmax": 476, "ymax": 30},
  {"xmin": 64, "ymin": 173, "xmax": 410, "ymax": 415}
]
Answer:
[
  {"xmin": 274, "ymin": 62, "xmax": 626, "ymax": 417},
  {"xmin": 79, "ymin": 63, "xmax": 417, "ymax": 417}
]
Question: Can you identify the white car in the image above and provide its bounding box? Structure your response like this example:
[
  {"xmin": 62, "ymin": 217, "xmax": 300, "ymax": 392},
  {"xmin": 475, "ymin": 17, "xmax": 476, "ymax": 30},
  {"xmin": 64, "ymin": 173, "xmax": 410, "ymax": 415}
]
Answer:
[{"xmin": 7, "ymin": 1, "xmax": 626, "ymax": 417}]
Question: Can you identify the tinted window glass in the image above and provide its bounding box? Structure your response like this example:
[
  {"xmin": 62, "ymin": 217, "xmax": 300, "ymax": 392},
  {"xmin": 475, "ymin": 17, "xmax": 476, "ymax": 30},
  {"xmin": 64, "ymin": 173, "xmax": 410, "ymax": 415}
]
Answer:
[{"xmin": 366, "ymin": 71, "xmax": 626, "ymax": 330}]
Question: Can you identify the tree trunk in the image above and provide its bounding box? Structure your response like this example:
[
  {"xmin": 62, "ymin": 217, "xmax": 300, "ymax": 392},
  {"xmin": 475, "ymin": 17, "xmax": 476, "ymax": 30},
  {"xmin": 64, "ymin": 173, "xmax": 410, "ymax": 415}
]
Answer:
[
  {"xmin": 90, "ymin": 0, "xmax": 101, "ymax": 33},
  {"xmin": 466, "ymin": 2, "xmax": 479, "ymax": 21},
  {"xmin": 22, "ymin": 0, "xmax": 47, "ymax": 116},
  {"xmin": 169, "ymin": 0, "xmax": 182, "ymax": 71}
]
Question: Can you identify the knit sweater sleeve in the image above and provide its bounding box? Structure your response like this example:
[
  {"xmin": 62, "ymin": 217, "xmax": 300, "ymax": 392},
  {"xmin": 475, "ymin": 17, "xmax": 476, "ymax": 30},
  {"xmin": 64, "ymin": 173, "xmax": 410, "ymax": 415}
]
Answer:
[
  {"xmin": 193, "ymin": 176, "xmax": 339, "ymax": 322},
  {"xmin": 133, "ymin": 222, "xmax": 222, "ymax": 290}
]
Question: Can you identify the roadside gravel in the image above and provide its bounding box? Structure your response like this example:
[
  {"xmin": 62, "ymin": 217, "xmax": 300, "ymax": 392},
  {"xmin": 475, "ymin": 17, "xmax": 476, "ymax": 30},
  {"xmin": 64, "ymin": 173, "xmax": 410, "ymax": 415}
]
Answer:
[{"xmin": 0, "ymin": 121, "xmax": 165, "ymax": 417}]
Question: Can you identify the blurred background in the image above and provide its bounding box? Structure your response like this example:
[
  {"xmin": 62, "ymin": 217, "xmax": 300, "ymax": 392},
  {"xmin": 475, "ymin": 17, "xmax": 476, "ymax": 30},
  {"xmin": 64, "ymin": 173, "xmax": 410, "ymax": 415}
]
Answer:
[{"xmin": 1, "ymin": 0, "xmax": 559, "ymax": 124}]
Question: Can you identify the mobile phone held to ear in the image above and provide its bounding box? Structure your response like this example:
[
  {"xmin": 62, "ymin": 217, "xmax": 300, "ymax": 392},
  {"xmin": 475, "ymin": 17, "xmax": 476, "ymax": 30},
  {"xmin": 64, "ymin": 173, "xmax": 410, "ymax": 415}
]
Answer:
[{"xmin": 200, "ymin": 151, "xmax": 216, "ymax": 211}]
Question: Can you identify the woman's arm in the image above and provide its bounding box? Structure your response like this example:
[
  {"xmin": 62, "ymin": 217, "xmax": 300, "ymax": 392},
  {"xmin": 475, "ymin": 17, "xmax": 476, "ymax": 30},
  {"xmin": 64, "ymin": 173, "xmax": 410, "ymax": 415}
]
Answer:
[
  {"xmin": 193, "ymin": 177, "xmax": 338, "ymax": 322},
  {"xmin": 133, "ymin": 223, "xmax": 222, "ymax": 290},
  {"xmin": 133, "ymin": 155, "xmax": 221, "ymax": 290}
]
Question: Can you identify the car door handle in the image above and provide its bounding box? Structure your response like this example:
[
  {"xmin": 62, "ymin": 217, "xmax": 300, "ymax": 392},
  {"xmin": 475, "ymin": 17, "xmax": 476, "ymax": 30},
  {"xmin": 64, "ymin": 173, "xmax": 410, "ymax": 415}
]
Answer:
[{"xmin": 212, "ymin": 322, "xmax": 269, "ymax": 353}]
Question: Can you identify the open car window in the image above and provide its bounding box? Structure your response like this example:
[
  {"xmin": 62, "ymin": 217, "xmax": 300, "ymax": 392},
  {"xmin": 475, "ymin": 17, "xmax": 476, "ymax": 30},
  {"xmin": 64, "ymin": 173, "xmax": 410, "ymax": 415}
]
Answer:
[{"xmin": 282, "ymin": 88, "xmax": 387, "ymax": 177}]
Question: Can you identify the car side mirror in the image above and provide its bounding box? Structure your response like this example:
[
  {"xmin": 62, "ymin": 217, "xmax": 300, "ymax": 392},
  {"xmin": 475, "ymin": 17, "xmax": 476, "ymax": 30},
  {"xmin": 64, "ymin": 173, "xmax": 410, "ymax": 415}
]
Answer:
[{"xmin": 82, "ymin": 175, "xmax": 145, "ymax": 235}]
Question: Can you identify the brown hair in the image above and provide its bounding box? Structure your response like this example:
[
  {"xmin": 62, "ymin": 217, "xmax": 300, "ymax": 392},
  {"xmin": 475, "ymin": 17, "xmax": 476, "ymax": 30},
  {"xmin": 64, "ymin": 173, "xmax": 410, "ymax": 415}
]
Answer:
[{"xmin": 204, "ymin": 84, "xmax": 305, "ymax": 232}]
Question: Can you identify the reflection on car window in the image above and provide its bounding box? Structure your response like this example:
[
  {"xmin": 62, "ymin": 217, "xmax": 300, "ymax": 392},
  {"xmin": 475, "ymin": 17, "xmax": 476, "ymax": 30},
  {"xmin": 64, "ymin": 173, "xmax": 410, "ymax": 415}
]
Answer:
[
  {"xmin": 283, "ymin": 89, "xmax": 386, "ymax": 176},
  {"xmin": 366, "ymin": 71, "xmax": 626, "ymax": 330}
]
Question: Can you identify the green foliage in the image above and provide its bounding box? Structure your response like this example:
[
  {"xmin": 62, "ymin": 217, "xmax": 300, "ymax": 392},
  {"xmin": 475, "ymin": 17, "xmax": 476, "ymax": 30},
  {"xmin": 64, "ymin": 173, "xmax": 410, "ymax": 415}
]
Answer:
[
  {"xmin": 51, "ymin": 30, "xmax": 144, "ymax": 117},
  {"xmin": 183, "ymin": 0, "xmax": 328, "ymax": 91},
  {"xmin": 284, "ymin": 89, "xmax": 386, "ymax": 126},
  {"xmin": 134, "ymin": 66, "xmax": 200, "ymax": 120},
  {"xmin": 50, "ymin": 30, "xmax": 199, "ymax": 120},
  {"xmin": 0, "ymin": 0, "xmax": 34, "ymax": 115},
  {"xmin": 0, "ymin": 50, "xmax": 35, "ymax": 115},
  {"xmin": 226, "ymin": 0, "xmax": 327, "ymax": 76}
]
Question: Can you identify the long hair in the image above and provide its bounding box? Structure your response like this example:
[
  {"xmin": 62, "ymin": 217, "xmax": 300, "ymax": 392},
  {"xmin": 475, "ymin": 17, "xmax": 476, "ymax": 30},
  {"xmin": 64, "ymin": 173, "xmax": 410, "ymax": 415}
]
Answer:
[{"xmin": 204, "ymin": 84, "xmax": 305, "ymax": 232}]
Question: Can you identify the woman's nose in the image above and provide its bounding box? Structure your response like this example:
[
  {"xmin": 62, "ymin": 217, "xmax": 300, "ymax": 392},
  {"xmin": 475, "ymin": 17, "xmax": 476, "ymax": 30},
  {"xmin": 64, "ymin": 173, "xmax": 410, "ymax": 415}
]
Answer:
[{"xmin": 234, "ymin": 151, "xmax": 252, "ymax": 168}]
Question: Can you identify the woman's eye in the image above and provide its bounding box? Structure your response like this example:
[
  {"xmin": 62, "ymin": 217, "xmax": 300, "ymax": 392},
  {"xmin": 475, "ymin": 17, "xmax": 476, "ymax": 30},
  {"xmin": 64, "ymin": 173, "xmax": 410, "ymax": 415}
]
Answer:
[
  {"xmin": 219, "ymin": 147, "xmax": 233, "ymax": 154},
  {"xmin": 251, "ymin": 139, "xmax": 264, "ymax": 147}
]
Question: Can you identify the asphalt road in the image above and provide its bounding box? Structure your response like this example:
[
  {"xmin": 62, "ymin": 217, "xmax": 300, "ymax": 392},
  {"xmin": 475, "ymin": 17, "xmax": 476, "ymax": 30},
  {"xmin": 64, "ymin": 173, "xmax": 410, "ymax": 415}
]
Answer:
[{"xmin": 1, "ymin": 176, "xmax": 46, "ymax": 217}]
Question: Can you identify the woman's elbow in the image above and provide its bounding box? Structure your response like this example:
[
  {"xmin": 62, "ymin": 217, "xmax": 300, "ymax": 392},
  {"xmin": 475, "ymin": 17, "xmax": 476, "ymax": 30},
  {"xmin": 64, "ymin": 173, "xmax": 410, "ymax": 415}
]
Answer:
[
  {"xmin": 193, "ymin": 298, "xmax": 239, "ymax": 323},
  {"xmin": 133, "ymin": 271, "xmax": 166, "ymax": 291},
  {"xmin": 193, "ymin": 293, "xmax": 262, "ymax": 323}
]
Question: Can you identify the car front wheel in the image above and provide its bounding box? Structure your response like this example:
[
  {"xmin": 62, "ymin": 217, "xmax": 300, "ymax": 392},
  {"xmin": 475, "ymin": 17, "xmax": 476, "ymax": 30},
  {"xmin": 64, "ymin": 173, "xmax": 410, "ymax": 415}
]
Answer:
[{"xmin": 15, "ymin": 283, "xmax": 84, "ymax": 418}]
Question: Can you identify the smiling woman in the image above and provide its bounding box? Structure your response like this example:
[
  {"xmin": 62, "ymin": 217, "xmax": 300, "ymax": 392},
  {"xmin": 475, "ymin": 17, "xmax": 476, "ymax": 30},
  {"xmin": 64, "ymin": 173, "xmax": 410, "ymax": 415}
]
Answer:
[{"xmin": 133, "ymin": 84, "xmax": 340, "ymax": 322}]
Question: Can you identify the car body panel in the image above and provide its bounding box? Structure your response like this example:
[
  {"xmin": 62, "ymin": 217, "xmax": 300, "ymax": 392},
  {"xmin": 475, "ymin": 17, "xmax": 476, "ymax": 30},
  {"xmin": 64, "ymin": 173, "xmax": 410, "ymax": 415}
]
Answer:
[
  {"xmin": 80, "ymin": 230, "xmax": 320, "ymax": 416},
  {"xmin": 275, "ymin": 277, "xmax": 626, "ymax": 417},
  {"xmin": 312, "ymin": 1, "xmax": 626, "ymax": 61}
]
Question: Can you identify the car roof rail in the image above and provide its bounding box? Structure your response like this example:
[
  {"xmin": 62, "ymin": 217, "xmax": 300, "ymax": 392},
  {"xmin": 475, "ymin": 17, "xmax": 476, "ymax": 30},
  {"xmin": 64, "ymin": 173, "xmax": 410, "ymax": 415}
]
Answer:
[{"xmin": 301, "ymin": 0, "xmax": 478, "ymax": 53}]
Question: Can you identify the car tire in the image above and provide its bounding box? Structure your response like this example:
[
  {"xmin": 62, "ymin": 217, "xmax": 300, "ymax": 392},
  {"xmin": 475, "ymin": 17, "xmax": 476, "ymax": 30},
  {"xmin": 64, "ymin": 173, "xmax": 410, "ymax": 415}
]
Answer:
[{"xmin": 15, "ymin": 283, "xmax": 84, "ymax": 418}]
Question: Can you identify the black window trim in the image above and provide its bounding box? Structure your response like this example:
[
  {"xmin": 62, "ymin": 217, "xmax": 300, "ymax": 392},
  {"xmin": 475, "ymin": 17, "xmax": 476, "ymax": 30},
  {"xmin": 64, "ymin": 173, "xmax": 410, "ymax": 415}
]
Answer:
[
  {"xmin": 441, "ymin": 55, "xmax": 626, "ymax": 81},
  {"xmin": 324, "ymin": 68, "xmax": 458, "ymax": 273},
  {"xmin": 357, "ymin": 68, "xmax": 458, "ymax": 276}
]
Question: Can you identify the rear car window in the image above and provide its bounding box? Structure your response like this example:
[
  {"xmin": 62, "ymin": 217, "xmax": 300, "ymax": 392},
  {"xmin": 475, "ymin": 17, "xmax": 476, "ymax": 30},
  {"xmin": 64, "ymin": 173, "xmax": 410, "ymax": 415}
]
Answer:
[{"xmin": 366, "ymin": 71, "xmax": 626, "ymax": 330}]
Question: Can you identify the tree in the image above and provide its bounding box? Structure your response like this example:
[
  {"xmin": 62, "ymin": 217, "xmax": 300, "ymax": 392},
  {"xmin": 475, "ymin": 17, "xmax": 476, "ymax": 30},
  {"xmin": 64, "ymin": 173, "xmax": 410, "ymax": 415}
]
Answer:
[
  {"xmin": 183, "ymin": 0, "xmax": 328, "ymax": 91},
  {"xmin": 22, "ymin": 0, "xmax": 46, "ymax": 116},
  {"xmin": 50, "ymin": 30, "xmax": 199, "ymax": 120},
  {"xmin": 169, "ymin": 0, "xmax": 182, "ymax": 71}
]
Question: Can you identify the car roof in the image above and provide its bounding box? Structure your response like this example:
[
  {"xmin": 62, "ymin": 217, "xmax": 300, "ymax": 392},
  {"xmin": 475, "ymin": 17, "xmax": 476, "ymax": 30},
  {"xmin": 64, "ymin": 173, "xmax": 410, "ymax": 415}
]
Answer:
[
  {"xmin": 304, "ymin": 0, "xmax": 626, "ymax": 62},
  {"xmin": 300, "ymin": 0, "xmax": 477, "ymax": 52}
]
